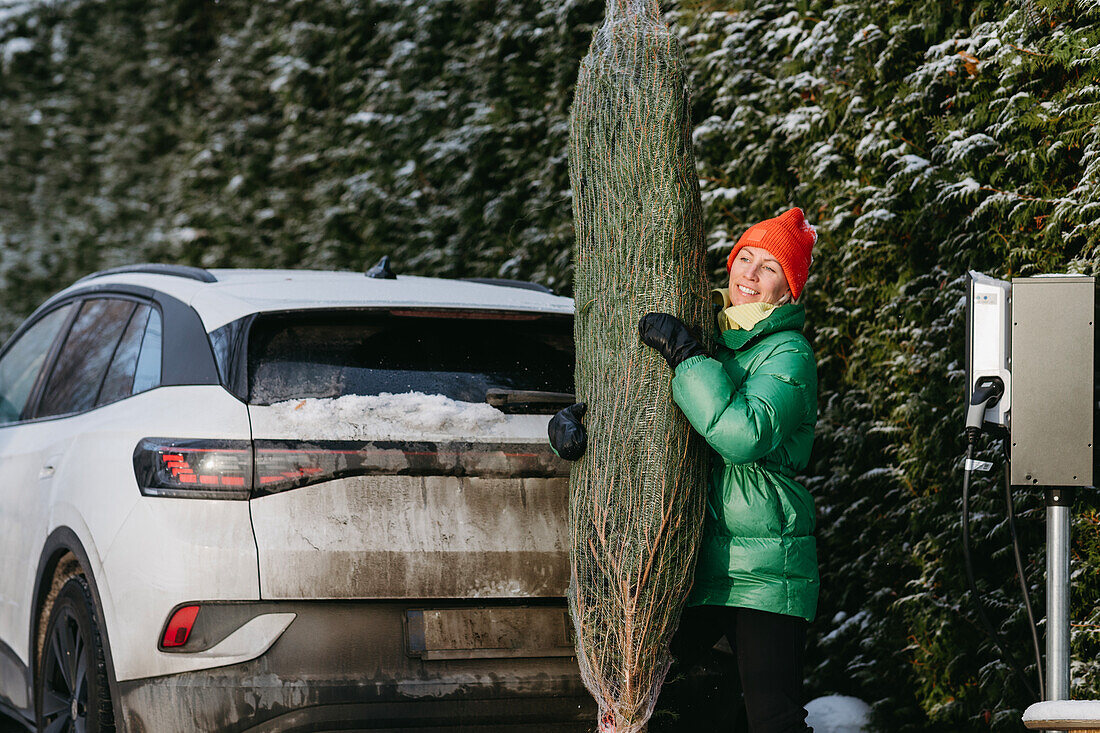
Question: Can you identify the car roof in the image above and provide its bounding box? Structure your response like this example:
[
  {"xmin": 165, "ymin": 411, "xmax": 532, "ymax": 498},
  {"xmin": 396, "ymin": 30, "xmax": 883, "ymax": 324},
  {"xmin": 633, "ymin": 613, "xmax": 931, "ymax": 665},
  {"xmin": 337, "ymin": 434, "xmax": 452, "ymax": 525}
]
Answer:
[{"xmin": 47, "ymin": 268, "xmax": 575, "ymax": 332}]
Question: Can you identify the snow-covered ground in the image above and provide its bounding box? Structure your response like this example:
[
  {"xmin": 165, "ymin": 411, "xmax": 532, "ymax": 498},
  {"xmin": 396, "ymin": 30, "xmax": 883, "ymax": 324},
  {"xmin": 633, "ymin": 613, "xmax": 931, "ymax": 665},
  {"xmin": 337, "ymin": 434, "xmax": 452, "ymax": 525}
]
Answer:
[{"xmin": 805, "ymin": 695, "xmax": 871, "ymax": 733}]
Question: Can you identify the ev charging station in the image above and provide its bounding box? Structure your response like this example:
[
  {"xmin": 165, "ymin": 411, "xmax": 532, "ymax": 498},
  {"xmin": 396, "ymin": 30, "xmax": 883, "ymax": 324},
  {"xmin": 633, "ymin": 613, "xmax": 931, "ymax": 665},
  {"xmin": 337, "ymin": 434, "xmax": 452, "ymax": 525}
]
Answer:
[{"xmin": 967, "ymin": 271, "xmax": 1100, "ymax": 731}]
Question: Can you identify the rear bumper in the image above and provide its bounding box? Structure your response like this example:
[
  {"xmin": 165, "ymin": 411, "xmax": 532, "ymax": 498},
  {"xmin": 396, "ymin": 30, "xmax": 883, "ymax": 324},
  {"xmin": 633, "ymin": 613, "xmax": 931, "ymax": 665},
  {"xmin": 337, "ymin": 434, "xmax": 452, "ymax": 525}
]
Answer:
[{"xmin": 116, "ymin": 600, "xmax": 594, "ymax": 733}]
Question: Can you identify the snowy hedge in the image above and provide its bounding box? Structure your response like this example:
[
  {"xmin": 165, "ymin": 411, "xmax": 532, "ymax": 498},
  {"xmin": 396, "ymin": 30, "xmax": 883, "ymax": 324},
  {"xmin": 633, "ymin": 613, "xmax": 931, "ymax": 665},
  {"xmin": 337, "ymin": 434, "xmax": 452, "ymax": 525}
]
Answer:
[
  {"xmin": 2, "ymin": 0, "xmax": 1099, "ymax": 730},
  {"xmin": 675, "ymin": 0, "xmax": 1100, "ymax": 730},
  {"xmin": 0, "ymin": 0, "xmax": 604, "ymax": 335}
]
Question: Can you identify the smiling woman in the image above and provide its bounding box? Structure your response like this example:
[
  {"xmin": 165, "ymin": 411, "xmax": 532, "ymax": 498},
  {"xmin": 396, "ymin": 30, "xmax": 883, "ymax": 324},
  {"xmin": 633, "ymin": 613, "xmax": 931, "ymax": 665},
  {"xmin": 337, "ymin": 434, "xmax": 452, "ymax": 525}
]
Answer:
[
  {"xmin": 553, "ymin": 206, "xmax": 823, "ymax": 732},
  {"xmin": 725, "ymin": 207, "xmax": 816, "ymax": 307},
  {"xmin": 728, "ymin": 246, "xmax": 791, "ymax": 307},
  {"xmin": 656, "ymin": 206, "xmax": 820, "ymax": 733}
]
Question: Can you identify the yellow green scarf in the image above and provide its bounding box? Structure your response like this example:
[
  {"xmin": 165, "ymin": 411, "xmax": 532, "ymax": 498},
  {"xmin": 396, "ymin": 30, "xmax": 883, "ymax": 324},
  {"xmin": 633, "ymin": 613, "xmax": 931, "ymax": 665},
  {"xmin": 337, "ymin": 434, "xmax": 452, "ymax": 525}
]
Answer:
[{"xmin": 712, "ymin": 288, "xmax": 778, "ymax": 332}]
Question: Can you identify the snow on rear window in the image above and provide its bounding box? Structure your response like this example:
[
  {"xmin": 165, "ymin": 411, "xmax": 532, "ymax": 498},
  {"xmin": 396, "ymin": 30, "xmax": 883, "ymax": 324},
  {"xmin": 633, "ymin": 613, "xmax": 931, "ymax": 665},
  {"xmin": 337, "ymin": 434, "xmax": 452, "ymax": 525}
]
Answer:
[{"xmin": 252, "ymin": 392, "xmax": 513, "ymax": 441}]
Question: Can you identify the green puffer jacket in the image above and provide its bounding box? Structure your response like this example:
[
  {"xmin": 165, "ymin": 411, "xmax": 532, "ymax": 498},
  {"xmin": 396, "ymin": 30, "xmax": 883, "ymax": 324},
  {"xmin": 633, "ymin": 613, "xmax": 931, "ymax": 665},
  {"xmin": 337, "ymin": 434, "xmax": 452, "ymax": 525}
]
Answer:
[{"xmin": 671, "ymin": 302, "xmax": 819, "ymax": 621}]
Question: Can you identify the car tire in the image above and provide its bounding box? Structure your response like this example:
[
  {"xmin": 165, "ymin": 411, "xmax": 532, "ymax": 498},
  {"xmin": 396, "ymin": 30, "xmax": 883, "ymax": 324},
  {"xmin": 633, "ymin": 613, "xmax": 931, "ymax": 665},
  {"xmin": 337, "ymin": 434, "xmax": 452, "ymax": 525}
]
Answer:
[{"xmin": 35, "ymin": 576, "xmax": 115, "ymax": 733}]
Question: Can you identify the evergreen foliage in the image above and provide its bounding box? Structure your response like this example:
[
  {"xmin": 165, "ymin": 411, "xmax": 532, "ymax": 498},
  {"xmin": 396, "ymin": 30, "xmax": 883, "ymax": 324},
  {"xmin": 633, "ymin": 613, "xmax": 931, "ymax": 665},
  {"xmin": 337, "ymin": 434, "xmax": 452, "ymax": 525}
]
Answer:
[
  {"xmin": 0, "ymin": 0, "xmax": 604, "ymax": 336},
  {"xmin": 1, "ymin": 0, "xmax": 1099, "ymax": 730},
  {"xmin": 676, "ymin": 0, "xmax": 1100, "ymax": 729}
]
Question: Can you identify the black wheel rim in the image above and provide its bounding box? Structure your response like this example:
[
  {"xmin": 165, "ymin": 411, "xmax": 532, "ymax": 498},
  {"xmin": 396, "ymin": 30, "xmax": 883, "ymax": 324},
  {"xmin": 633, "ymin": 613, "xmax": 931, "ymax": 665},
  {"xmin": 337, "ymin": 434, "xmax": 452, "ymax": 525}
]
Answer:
[{"xmin": 40, "ymin": 607, "xmax": 89, "ymax": 733}]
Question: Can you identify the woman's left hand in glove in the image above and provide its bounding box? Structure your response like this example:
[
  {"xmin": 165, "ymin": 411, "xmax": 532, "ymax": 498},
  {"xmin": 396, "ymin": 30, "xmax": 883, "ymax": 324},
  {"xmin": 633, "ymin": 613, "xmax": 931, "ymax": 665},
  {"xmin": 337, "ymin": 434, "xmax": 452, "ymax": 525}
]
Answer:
[{"xmin": 638, "ymin": 313, "xmax": 707, "ymax": 370}]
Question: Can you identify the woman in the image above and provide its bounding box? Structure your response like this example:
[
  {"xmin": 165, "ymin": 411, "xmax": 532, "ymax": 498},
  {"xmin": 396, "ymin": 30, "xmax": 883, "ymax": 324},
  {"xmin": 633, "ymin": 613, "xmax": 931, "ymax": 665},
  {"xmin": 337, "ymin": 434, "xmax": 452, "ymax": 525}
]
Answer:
[{"xmin": 551, "ymin": 207, "xmax": 819, "ymax": 733}]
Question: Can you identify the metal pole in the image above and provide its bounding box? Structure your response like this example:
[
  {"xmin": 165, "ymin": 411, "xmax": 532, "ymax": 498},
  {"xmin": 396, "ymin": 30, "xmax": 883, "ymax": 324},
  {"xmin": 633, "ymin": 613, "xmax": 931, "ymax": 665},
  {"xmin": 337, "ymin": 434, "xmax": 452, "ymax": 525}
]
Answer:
[{"xmin": 1045, "ymin": 488, "xmax": 1073, "ymax": 703}]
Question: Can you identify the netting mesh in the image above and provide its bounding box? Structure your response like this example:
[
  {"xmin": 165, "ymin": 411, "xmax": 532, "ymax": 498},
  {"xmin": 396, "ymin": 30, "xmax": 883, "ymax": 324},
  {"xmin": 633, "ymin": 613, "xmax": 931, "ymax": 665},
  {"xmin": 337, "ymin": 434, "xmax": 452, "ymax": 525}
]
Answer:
[{"xmin": 567, "ymin": 1, "xmax": 711, "ymax": 731}]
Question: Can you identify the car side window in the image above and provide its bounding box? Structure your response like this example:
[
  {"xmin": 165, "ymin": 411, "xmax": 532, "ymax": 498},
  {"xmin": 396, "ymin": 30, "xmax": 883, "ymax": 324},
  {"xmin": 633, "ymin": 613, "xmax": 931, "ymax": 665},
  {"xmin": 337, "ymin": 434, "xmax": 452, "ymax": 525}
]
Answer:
[
  {"xmin": 0, "ymin": 305, "xmax": 74, "ymax": 426},
  {"xmin": 37, "ymin": 298, "xmax": 136, "ymax": 418},
  {"xmin": 131, "ymin": 307, "xmax": 162, "ymax": 395},
  {"xmin": 97, "ymin": 304, "xmax": 153, "ymax": 406}
]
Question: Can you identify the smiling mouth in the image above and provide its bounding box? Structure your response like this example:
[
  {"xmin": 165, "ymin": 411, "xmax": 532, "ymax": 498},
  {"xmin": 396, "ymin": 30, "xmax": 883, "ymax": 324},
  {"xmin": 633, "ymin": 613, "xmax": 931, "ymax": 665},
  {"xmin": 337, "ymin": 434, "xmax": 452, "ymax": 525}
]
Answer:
[{"xmin": 736, "ymin": 285, "xmax": 759, "ymax": 296}]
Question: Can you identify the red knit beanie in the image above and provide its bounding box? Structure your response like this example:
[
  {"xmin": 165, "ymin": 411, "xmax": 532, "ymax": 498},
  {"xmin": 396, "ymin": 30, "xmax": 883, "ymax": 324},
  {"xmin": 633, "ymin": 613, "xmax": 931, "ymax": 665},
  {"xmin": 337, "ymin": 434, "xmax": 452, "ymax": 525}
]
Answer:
[{"xmin": 726, "ymin": 207, "xmax": 817, "ymax": 300}]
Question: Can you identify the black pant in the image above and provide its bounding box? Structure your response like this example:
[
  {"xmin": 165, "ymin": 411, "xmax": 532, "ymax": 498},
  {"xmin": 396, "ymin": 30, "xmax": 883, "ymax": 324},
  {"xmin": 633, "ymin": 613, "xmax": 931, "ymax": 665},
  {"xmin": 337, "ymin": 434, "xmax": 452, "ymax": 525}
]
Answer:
[{"xmin": 659, "ymin": 605, "xmax": 812, "ymax": 733}]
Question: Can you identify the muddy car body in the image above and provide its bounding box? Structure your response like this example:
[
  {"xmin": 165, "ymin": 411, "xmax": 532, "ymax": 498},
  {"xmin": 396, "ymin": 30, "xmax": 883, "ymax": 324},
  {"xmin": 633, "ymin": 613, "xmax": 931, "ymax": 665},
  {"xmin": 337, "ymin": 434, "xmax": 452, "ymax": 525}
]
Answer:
[{"xmin": 0, "ymin": 265, "xmax": 590, "ymax": 731}]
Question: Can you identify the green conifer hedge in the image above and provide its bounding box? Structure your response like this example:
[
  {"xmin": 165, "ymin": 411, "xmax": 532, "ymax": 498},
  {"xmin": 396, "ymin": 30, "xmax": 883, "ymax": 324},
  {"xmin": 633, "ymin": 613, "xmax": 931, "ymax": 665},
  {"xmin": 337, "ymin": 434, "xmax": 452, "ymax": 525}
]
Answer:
[{"xmin": 676, "ymin": 1, "xmax": 1100, "ymax": 729}]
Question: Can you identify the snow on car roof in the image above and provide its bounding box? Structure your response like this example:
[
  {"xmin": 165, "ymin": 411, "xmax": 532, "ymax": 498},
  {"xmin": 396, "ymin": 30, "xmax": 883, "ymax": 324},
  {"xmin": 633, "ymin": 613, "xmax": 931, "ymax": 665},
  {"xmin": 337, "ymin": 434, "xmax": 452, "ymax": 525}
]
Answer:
[{"xmin": 55, "ymin": 268, "xmax": 574, "ymax": 332}]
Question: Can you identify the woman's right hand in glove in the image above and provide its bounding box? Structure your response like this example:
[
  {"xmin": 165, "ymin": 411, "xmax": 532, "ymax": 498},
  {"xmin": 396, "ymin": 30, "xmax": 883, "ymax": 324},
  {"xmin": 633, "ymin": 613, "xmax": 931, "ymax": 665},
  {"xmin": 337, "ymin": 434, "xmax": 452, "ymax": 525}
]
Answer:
[{"xmin": 548, "ymin": 402, "xmax": 587, "ymax": 461}]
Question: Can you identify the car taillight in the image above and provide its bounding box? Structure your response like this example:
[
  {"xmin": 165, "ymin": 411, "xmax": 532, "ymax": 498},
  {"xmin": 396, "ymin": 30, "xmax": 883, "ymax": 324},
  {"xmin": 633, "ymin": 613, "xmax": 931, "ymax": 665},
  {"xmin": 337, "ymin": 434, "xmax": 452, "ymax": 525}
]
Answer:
[
  {"xmin": 252, "ymin": 439, "xmax": 567, "ymax": 496},
  {"xmin": 253, "ymin": 441, "xmax": 359, "ymax": 494},
  {"xmin": 133, "ymin": 438, "xmax": 252, "ymax": 499},
  {"xmin": 136, "ymin": 438, "xmax": 567, "ymax": 499}
]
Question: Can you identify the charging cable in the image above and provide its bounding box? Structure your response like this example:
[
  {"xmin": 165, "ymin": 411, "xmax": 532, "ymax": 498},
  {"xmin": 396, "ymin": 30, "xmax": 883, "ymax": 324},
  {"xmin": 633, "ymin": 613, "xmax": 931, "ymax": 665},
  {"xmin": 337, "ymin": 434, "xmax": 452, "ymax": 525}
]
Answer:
[
  {"xmin": 1000, "ymin": 438, "xmax": 1045, "ymax": 701},
  {"xmin": 962, "ymin": 377, "xmax": 1043, "ymax": 701}
]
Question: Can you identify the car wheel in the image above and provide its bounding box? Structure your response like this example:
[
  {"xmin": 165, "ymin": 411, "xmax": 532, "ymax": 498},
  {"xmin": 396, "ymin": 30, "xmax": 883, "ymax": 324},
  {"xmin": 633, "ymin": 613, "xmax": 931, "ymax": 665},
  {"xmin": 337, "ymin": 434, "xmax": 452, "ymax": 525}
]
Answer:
[{"xmin": 36, "ymin": 576, "xmax": 115, "ymax": 733}]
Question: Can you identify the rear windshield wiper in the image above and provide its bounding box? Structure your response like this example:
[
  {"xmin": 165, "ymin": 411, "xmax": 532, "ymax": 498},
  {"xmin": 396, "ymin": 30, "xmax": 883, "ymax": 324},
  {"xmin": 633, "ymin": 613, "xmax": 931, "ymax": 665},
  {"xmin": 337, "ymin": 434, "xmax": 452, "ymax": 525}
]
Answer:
[{"xmin": 485, "ymin": 389, "xmax": 576, "ymax": 414}]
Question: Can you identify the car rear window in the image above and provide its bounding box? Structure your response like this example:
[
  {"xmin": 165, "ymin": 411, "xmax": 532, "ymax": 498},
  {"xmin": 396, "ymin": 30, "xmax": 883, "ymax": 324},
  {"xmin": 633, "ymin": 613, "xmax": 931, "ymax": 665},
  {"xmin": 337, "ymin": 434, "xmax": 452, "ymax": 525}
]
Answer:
[{"xmin": 247, "ymin": 310, "xmax": 574, "ymax": 411}]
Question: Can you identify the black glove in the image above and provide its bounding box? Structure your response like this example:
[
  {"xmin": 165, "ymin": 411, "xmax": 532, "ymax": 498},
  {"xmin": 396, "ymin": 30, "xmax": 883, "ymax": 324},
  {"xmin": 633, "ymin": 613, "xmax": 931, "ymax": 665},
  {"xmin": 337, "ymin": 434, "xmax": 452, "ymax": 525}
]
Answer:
[
  {"xmin": 638, "ymin": 313, "xmax": 707, "ymax": 369},
  {"xmin": 548, "ymin": 402, "xmax": 587, "ymax": 461}
]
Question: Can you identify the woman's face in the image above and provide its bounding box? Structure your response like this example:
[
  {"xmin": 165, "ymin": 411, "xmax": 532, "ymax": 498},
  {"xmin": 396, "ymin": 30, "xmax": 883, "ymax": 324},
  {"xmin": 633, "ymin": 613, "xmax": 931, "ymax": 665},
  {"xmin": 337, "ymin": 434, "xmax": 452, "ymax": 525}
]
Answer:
[{"xmin": 727, "ymin": 246, "xmax": 791, "ymax": 306}]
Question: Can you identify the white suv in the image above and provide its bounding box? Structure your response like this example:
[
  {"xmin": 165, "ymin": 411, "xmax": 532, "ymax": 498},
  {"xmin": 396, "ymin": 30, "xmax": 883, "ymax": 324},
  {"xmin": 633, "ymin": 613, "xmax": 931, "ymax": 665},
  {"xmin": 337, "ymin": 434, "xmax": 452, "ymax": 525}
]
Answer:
[{"xmin": 0, "ymin": 264, "xmax": 590, "ymax": 732}]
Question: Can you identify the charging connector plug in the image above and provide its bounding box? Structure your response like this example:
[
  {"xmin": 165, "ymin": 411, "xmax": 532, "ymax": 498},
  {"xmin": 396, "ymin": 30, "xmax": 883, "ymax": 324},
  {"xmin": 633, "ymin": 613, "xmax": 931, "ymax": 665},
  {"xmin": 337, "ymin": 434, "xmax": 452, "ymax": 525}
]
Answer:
[{"xmin": 966, "ymin": 376, "xmax": 1005, "ymax": 444}]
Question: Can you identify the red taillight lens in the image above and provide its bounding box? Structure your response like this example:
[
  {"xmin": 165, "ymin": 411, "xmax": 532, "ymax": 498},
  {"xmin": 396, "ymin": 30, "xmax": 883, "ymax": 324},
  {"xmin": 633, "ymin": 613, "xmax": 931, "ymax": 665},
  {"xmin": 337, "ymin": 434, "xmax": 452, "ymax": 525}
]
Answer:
[
  {"xmin": 136, "ymin": 438, "xmax": 568, "ymax": 499},
  {"xmin": 161, "ymin": 604, "xmax": 200, "ymax": 648},
  {"xmin": 133, "ymin": 439, "xmax": 252, "ymax": 499},
  {"xmin": 253, "ymin": 442, "xmax": 355, "ymax": 494},
  {"xmin": 251, "ymin": 439, "xmax": 567, "ymax": 495}
]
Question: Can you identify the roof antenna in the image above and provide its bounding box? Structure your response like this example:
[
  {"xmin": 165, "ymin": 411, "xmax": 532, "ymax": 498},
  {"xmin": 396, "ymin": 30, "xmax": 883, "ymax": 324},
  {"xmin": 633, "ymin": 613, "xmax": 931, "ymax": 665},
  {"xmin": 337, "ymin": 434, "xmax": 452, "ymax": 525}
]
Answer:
[{"xmin": 365, "ymin": 256, "xmax": 396, "ymax": 279}]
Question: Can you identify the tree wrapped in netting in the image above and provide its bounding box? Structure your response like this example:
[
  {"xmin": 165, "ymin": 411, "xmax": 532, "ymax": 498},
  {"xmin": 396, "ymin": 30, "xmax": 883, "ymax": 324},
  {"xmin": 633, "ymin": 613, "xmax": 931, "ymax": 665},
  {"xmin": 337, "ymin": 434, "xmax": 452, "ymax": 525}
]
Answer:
[{"xmin": 567, "ymin": 1, "xmax": 711, "ymax": 730}]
